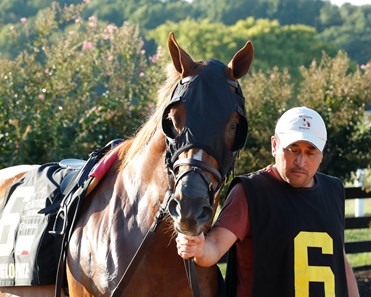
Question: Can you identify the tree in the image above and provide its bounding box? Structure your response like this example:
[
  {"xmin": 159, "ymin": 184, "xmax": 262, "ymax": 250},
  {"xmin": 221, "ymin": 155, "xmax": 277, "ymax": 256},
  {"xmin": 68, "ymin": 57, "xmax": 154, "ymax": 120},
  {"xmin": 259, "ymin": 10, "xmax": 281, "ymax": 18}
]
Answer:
[
  {"xmin": 0, "ymin": 2, "xmax": 164, "ymax": 166},
  {"xmin": 147, "ymin": 19, "xmax": 239, "ymax": 63},
  {"xmin": 232, "ymin": 18, "xmax": 337, "ymax": 78},
  {"xmin": 319, "ymin": 5, "xmax": 371, "ymax": 65},
  {"xmin": 298, "ymin": 52, "xmax": 371, "ymax": 180},
  {"xmin": 149, "ymin": 18, "xmax": 337, "ymax": 80},
  {"xmin": 235, "ymin": 67, "xmax": 293, "ymax": 176},
  {"xmin": 318, "ymin": 2, "xmax": 343, "ymax": 30}
]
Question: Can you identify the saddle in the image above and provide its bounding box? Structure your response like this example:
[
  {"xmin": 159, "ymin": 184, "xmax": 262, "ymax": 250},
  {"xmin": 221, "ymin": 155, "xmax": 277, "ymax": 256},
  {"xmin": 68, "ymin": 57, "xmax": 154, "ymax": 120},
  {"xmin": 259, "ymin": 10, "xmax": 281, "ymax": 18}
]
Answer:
[{"xmin": 0, "ymin": 139, "xmax": 122, "ymax": 287}]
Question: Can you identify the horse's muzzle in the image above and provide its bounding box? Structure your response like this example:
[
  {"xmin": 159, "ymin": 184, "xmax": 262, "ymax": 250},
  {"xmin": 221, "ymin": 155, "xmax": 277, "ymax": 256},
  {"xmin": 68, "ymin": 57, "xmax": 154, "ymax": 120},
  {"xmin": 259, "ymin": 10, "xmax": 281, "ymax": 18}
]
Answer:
[{"xmin": 168, "ymin": 170, "xmax": 214, "ymax": 235}]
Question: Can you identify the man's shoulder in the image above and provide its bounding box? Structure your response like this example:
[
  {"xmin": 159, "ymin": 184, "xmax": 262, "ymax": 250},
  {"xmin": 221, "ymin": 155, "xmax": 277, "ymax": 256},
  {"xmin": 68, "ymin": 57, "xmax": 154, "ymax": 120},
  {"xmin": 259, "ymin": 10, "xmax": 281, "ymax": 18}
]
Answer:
[
  {"xmin": 235, "ymin": 167, "xmax": 268, "ymax": 181},
  {"xmin": 316, "ymin": 171, "xmax": 343, "ymax": 184},
  {"xmin": 315, "ymin": 172, "xmax": 344, "ymax": 191},
  {"xmin": 227, "ymin": 168, "xmax": 271, "ymax": 194}
]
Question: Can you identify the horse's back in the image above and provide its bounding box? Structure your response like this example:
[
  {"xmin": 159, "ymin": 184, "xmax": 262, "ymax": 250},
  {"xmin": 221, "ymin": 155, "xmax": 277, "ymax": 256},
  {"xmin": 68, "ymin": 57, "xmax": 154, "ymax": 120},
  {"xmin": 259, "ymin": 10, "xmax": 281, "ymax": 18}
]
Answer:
[
  {"xmin": 0, "ymin": 165, "xmax": 38, "ymax": 198},
  {"xmin": 0, "ymin": 165, "xmax": 38, "ymax": 180}
]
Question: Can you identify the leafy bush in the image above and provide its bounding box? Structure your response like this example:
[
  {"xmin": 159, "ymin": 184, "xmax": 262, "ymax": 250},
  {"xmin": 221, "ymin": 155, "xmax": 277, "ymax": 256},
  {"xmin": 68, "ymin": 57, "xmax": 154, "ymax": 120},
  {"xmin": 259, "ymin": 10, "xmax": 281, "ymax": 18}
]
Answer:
[
  {"xmin": 298, "ymin": 53, "xmax": 371, "ymax": 180},
  {"xmin": 0, "ymin": 2, "xmax": 369, "ymax": 187},
  {"xmin": 236, "ymin": 53, "xmax": 370, "ymax": 182},
  {"xmin": 0, "ymin": 2, "xmax": 164, "ymax": 166}
]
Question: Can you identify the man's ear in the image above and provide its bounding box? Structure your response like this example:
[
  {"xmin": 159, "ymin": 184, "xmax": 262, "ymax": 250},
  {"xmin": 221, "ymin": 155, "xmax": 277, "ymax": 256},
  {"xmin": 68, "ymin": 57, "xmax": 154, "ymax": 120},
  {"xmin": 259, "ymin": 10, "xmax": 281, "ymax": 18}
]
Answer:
[{"xmin": 271, "ymin": 135, "xmax": 278, "ymax": 157}]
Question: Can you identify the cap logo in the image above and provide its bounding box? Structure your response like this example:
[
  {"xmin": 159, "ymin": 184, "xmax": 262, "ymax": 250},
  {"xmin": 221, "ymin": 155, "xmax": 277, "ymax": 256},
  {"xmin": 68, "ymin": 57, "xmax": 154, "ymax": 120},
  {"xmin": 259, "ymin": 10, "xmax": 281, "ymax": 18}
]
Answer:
[{"xmin": 299, "ymin": 115, "xmax": 312, "ymax": 130}]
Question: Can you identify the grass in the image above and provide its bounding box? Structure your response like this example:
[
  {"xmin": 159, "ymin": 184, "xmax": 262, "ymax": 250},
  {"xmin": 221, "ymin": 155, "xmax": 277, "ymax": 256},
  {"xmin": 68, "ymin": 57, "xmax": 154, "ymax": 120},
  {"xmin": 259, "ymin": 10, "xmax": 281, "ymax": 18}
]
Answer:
[{"xmin": 345, "ymin": 197, "xmax": 371, "ymax": 268}]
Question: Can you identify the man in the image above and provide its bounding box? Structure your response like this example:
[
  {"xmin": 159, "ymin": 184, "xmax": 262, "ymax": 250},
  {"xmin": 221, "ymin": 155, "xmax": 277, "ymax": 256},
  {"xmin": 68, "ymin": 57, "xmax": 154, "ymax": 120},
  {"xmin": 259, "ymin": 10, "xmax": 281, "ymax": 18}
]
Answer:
[{"xmin": 176, "ymin": 106, "xmax": 359, "ymax": 297}]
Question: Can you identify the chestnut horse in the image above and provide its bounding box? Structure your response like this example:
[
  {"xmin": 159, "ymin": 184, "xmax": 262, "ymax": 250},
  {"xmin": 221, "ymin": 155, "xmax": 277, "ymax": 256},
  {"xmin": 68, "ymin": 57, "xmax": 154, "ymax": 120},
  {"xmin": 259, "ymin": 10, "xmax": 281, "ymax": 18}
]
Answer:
[{"xmin": 0, "ymin": 32, "xmax": 254, "ymax": 297}]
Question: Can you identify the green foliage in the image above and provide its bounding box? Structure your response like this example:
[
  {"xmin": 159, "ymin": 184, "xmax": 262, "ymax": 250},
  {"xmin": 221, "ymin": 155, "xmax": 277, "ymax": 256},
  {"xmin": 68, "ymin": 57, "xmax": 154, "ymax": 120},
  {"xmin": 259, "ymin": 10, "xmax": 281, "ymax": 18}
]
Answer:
[
  {"xmin": 319, "ymin": 5, "xmax": 371, "ymax": 65},
  {"xmin": 298, "ymin": 52, "xmax": 371, "ymax": 180},
  {"xmin": 147, "ymin": 19, "xmax": 240, "ymax": 63},
  {"xmin": 149, "ymin": 18, "xmax": 337, "ymax": 79},
  {"xmin": 83, "ymin": 0, "xmax": 193, "ymax": 29},
  {"xmin": 233, "ymin": 18, "xmax": 337, "ymax": 78},
  {"xmin": 0, "ymin": 2, "xmax": 163, "ymax": 166},
  {"xmin": 235, "ymin": 67, "xmax": 293, "ymax": 175},
  {"xmin": 233, "ymin": 51, "xmax": 370, "ymax": 182}
]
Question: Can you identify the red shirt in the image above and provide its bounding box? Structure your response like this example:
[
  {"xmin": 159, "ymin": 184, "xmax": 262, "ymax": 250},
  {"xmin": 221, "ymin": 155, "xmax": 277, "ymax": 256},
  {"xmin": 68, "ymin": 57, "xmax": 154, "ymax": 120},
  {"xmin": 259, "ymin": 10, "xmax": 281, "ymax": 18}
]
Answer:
[{"xmin": 214, "ymin": 165, "xmax": 279, "ymax": 297}]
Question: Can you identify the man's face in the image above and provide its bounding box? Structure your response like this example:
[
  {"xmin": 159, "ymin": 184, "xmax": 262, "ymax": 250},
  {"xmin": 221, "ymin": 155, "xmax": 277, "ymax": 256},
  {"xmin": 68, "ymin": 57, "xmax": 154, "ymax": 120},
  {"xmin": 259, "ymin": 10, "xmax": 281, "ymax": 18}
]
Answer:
[{"xmin": 271, "ymin": 136, "xmax": 323, "ymax": 188}]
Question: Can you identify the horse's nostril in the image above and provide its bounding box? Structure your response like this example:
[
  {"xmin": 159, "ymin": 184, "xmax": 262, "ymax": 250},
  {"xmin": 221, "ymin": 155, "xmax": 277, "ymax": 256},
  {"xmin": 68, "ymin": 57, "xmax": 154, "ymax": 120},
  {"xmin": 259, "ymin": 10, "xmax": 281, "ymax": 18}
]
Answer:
[
  {"xmin": 198, "ymin": 205, "xmax": 213, "ymax": 223},
  {"xmin": 168, "ymin": 199, "xmax": 180, "ymax": 218}
]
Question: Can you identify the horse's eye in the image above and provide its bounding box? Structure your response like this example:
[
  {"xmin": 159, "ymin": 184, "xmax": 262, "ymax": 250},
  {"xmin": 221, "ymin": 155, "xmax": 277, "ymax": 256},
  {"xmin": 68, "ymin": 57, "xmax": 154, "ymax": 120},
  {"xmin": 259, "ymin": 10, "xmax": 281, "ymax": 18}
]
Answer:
[
  {"xmin": 163, "ymin": 103, "xmax": 186, "ymax": 139},
  {"xmin": 163, "ymin": 115, "xmax": 179, "ymax": 139},
  {"xmin": 228, "ymin": 122, "xmax": 238, "ymax": 136}
]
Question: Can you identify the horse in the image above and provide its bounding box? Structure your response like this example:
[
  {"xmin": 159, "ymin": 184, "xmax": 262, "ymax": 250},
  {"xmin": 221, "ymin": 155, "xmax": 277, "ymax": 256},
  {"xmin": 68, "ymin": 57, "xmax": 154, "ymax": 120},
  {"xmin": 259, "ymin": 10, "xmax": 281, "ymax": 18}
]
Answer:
[{"xmin": 0, "ymin": 32, "xmax": 254, "ymax": 297}]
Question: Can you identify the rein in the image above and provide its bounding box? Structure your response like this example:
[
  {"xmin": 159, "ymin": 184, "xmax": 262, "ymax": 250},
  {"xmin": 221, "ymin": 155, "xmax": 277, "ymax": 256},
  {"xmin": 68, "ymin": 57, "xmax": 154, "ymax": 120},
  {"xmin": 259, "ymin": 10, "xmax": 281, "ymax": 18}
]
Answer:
[
  {"xmin": 111, "ymin": 191, "xmax": 172, "ymax": 297},
  {"xmin": 170, "ymin": 158, "xmax": 221, "ymax": 297},
  {"xmin": 111, "ymin": 157, "xmax": 221, "ymax": 297},
  {"xmin": 112, "ymin": 75, "xmax": 243, "ymax": 296}
]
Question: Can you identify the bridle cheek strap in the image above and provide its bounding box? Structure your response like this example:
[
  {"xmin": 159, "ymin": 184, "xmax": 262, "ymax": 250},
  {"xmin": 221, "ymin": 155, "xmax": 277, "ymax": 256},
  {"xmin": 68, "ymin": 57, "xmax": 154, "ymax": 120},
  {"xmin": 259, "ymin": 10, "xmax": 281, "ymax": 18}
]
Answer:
[
  {"xmin": 173, "ymin": 158, "xmax": 223, "ymax": 195},
  {"xmin": 170, "ymin": 158, "xmax": 222, "ymax": 297}
]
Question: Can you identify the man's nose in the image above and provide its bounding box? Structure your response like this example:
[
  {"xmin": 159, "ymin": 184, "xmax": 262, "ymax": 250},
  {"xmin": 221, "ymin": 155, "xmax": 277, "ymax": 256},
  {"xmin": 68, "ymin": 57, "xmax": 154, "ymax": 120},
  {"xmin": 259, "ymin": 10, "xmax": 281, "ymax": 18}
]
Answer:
[{"xmin": 294, "ymin": 153, "xmax": 306, "ymax": 166}]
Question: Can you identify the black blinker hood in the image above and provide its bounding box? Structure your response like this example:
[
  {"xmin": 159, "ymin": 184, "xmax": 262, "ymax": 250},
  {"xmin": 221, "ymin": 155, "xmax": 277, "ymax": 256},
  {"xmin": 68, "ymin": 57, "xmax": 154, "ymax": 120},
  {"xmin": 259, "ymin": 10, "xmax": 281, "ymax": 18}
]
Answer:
[{"xmin": 162, "ymin": 59, "xmax": 248, "ymax": 177}]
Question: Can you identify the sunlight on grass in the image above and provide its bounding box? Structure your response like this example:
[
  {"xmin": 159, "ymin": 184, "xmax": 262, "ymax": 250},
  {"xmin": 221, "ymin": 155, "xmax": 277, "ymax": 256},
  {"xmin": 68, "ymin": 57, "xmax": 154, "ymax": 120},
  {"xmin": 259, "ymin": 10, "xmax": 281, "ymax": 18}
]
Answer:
[
  {"xmin": 218, "ymin": 263, "xmax": 226, "ymax": 278},
  {"xmin": 345, "ymin": 197, "xmax": 371, "ymax": 268},
  {"xmin": 345, "ymin": 198, "xmax": 371, "ymax": 217}
]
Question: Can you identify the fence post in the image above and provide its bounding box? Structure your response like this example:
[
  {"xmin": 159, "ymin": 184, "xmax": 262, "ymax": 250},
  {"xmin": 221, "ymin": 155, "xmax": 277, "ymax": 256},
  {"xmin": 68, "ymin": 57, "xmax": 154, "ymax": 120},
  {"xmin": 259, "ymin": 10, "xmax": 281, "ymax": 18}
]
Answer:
[{"xmin": 354, "ymin": 169, "xmax": 365, "ymax": 218}]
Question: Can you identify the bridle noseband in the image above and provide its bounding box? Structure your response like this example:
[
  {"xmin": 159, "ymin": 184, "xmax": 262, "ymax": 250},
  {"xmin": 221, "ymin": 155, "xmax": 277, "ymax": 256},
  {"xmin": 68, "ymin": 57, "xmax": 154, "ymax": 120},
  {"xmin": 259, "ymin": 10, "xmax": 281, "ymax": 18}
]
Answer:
[{"xmin": 172, "ymin": 158, "xmax": 223, "ymax": 200}]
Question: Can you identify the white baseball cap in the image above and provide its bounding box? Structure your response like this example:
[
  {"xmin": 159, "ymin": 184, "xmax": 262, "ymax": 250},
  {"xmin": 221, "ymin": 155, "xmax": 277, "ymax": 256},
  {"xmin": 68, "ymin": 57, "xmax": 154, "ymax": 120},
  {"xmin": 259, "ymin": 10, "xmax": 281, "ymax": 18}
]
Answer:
[{"xmin": 275, "ymin": 106, "xmax": 327, "ymax": 152}]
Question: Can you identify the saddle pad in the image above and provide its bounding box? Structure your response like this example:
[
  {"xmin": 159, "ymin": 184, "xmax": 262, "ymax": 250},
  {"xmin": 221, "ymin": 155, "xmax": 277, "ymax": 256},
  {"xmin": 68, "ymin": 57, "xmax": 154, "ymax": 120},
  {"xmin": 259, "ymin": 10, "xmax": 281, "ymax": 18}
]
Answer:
[{"xmin": 0, "ymin": 163, "xmax": 72, "ymax": 286}]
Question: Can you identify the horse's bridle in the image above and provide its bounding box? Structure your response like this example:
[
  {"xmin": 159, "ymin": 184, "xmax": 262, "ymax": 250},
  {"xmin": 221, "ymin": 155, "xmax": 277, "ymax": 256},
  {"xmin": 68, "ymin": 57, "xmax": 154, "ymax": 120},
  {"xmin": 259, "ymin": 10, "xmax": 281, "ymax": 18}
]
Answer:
[
  {"xmin": 166, "ymin": 159, "xmax": 220, "ymax": 297},
  {"xmin": 112, "ymin": 61, "xmax": 248, "ymax": 297},
  {"xmin": 161, "ymin": 68, "xmax": 248, "ymax": 296},
  {"xmin": 170, "ymin": 158, "xmax": 223, "ymax": 203}
]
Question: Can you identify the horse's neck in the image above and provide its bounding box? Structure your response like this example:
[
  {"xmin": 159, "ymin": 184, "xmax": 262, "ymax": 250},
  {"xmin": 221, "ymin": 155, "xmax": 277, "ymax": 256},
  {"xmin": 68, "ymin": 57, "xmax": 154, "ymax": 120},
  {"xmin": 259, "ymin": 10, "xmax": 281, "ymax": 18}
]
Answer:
[{"xmin": 118, "ymin": 130, "xmax": 168, "ymax": 231}]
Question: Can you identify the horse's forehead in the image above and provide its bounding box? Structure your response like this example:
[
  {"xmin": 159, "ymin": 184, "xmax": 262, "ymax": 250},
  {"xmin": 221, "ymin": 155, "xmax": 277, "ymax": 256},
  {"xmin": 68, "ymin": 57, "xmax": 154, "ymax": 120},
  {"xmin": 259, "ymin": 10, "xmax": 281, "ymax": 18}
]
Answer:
[
  {"xmin": 199, "ymin": 59, "xmax": 229, "ymax": 82},
  {"xmin": 163, "ymin": 59, "xmax": 248, "ymax": 176},
  {"xmin": 179, "ymin": 60, "xmax": 241, "ymax": 118},
  {"xmin": 173, "ymin": 60, "xmax": 232, "ymax": 103}
]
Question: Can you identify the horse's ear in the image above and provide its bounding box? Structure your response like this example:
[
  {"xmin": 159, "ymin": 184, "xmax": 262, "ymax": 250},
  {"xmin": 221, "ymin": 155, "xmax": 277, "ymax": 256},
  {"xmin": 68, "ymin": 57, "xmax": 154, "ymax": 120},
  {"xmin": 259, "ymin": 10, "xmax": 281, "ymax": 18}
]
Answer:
[
  {"xmin": 168, "ymin": 32, "xmax": 196, "ymax": 77},
  {"xmin": 228, "ymin": 41, "xmax": 254, "ymax": 79}
]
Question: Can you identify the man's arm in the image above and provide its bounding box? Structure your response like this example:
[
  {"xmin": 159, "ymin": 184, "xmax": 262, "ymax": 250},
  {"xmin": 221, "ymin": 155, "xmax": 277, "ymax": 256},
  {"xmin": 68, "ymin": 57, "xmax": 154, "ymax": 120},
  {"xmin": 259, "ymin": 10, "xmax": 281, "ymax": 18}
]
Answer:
[
  {"xmin": 343, "ymin": 250, "xmax": 360, "ymax": 297},
  {"xmin": 176, "ymin": 183, "xmax": 247, "ymax": 266},
  {"xmin": 176, "ymin": 226, "xmax": 238, "ymax": 267}
]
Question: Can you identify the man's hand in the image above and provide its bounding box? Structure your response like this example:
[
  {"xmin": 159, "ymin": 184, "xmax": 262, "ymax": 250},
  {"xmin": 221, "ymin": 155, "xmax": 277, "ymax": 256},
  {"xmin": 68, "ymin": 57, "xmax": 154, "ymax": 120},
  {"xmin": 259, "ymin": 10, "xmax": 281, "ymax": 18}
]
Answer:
[{"xmin": 176, "ymin": 233, "xmax": 205, "ymax": 260}]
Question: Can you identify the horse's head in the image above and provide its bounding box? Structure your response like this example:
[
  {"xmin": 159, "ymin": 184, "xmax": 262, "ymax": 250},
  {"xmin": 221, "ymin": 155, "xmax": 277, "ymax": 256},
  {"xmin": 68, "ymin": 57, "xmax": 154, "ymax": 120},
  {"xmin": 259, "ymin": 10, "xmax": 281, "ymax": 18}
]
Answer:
[{"xmin": 162, "ymin": 32, "xmax": 254, "ymax": 235}]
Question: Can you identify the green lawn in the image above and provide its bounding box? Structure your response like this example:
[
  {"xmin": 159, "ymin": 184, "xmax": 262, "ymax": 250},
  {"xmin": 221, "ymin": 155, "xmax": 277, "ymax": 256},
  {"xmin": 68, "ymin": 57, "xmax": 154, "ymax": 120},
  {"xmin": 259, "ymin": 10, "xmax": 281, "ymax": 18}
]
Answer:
[{"xmin": 345, "ymin": 197, "xmax": 371, "ymax": 268}]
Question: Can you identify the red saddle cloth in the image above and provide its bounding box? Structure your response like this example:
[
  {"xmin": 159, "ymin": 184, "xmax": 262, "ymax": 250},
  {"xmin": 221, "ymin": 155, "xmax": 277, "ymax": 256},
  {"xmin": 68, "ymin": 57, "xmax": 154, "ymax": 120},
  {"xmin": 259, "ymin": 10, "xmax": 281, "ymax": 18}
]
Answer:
[
  {"xmin": 88, "ymin": 144, "xmax": 122, "ymax": 187},
  {"xmin": 90, "ymin": 142, "xmax": 122, "ymax": 182}
]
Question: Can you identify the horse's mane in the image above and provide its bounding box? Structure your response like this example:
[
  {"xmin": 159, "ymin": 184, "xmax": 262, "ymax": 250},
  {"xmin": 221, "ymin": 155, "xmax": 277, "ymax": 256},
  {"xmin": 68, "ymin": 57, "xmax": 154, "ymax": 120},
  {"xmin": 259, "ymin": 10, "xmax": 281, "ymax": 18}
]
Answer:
[{"xmin": 119, "ymin": 64, "xmax": 181, "ymax": 168}]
